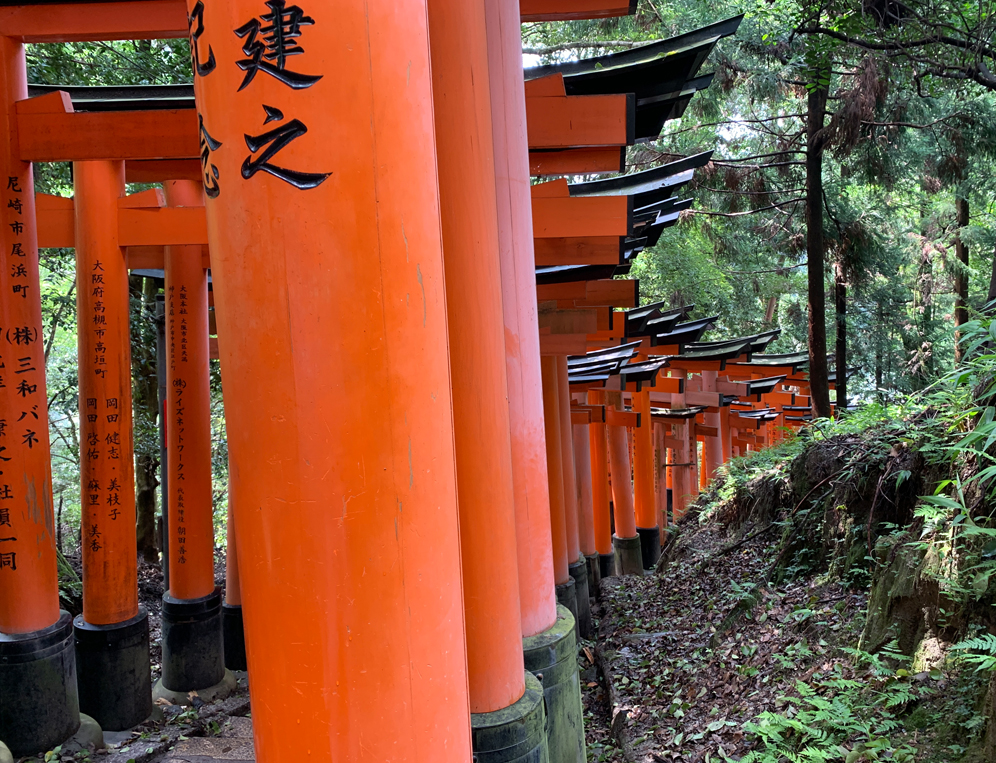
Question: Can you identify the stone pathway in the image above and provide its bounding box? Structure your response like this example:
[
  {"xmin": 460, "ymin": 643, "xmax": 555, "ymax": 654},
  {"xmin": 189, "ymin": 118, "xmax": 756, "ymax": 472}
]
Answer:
[{"xmin": 161, "ymin": 718, "xmax": 254, "ymax": 763}]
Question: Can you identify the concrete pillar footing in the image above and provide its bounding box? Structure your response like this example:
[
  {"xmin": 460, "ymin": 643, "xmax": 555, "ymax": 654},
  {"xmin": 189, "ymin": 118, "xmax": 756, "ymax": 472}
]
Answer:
[
  {"xmin": 637, "ymin": 526, "xmax": 661, "ymax": 570},
  {"xmin": 584, "ymin": 554, "xmax": 601, "ymax": 601},
  {"xmin": 523, "ymin": 606, "xmax": 585, "ymax": 763},
  {"xmin": 613, "ymin": 534, "xmax": 643, "ymax": 577},
  {"xmin": 470, "ymin": 671, "xmax": 549, "ymax": 762},
  {"xmin": 0, "ymin": 612, "xmax": 81, "ymax": 757},
  {"xmin": 74, "ymin": 607, "xmax": 153, "ymax": 731},
  {"xmin": 152, "ymin": 669, "xmax": 236, "ymax": 707},
  {"xmin": 554, "ymin": 578, "xmax": 578, "ymax": 634},
  {"xmin": 160, "ymin": 588, "xmax": 225, "ymax": 695},
  {"xmin": 567, "ymin": 560, "xmax": 593, "ymax": 640},
  {"xmin": 222, "ymin": 604, "xmax": 246, "ymax": 672},
  {"xmin": 598, "ymin": 553, "xmax": 615, "ymax": 580}
]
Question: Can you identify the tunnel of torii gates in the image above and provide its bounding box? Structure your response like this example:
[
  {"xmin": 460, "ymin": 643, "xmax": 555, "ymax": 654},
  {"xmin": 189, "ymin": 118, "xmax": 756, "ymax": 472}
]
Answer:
[{"xmin": 0, "ymin": 1, "xmax": 847, "ymax": 761}]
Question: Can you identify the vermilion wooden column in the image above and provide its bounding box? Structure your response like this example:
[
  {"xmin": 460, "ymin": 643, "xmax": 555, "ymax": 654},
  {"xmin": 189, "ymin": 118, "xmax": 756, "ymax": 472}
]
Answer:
[
  {"xmin": 541, "ymin": 356, "xmax": 572, "ymax": 603},
  {"xmin": 164, "ymin": 182, "xmax": 214, "ymax": 603},
  {"xmin": 632, "ymin": 389, "xmax": 659, "ymax": 568},
  {"xmin": 155, "ymin": 180, "xmax": 228, "ymax": 701},
  {"xmin": 720, "ymin": 406, "xmax": 733, "ymax": 465},
  {"xmin": 606, "ymin": 391, "xmax": 641, "ymax": 575},
  {"xmin": 538, "ymin": 355, "xmax": 586, "ymax": 762},
  {"xmin": 0, "ymin": 39, "xmax": 58, "ymax": 638},
  {"xmin": 74, "ymin": 164, "xmax": 132, "ymax": 588},
  {"xmin": 185, "ymin": 0, "xmax": 471, "ymax": 759},
  {"xmin": 427, "ymin": 2, "xmax": 538, "ymax": 748},
  {"xmin": 572, "ymin": 421, "xmax": 599, "ymax": 594},
  {"xmin": 73, "ymin": 160, "xmax": 152, "ymax": 731},
  {"xmin": 654, "ymin": 421, "xmax": 668, "ymax": 529},
  {"xmin": 555, "ymin": 356, "xmax": 591, "ymax": 637},
  {"xmin": 0, "ymin": 35, "xmax": 77, "ymax": 757},
  {"xmin": 587, "ymin": 390, "xmax": 613, "ymax": 577},
  {"xmin": 485, "ymin": 0, "xmax": 558, "ymax": 642},
  {"xmin": 702, "ymin": 371, "xmax": 722, "ymax": 482}
]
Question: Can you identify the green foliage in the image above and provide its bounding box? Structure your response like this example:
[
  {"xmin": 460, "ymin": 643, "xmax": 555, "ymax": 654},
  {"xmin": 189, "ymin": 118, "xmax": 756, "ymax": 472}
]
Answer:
[{"xmin": 950, "ymin": 632, "xmax": 996, "ymax": 674}]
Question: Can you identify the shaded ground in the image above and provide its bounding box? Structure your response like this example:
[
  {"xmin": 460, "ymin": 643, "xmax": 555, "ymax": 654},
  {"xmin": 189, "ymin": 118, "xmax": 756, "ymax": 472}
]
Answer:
[
  {"xmin": 587, "ymin": 520, "xmax": 869, "ymax": 762},
  {"xmin": 21, "ymin": 555, "xmax": 248, "ymax": 763}
]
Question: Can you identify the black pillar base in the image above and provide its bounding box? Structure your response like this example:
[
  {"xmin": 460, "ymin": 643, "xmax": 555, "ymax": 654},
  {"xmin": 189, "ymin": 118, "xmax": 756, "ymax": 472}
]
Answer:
[
  {"xmin": 598, "ymin": 553, "xmax": 615, "ymax": 580},
  {"xmin": 666, "ymin": 488, "xmax": 673, "ymax": 524},
  {"xmin": 613, "ymin": 534, "xmax": 643, "ymax": 576},
  {"xmin": 554, "ymin": 577, "xmax": 577, "ymax": 633},
  {"xmin": 567, "ymin": 560, "xmax": 592, "ymax": 640},
  {"xmin": 222, "ymin": 604, "xmax": 246, "ymax": 672},
  {"xmin": 584, "ymin": 554, "xmax": 601, "ymax": 602},
  {"xmin": 637, "ymin": 526, "xmax": 661, "ymax": 570},
  {"xmin": 161, "ymin": 588, "xmax": 225, "ymax": 692},
  {"xmin": 0, "ymin": 611, "xmax": 80, "ymax": 757},
  {"xmin": 74, "ymin": 608, "xmax": 152, "ymax": 732},
  {"xmin": 471, "ymin": 671, "xmax": 548, "ymax": 762},
  {"xmin": 523, "ymin": 605, "xmax": 585, "ymax": 763}
]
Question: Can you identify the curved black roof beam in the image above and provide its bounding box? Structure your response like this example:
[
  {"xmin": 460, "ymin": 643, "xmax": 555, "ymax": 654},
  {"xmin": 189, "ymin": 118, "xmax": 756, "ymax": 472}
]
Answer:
[
  {"xmin": 524, "ymin": 15, "xmax": 744, "ymax": 82},
  {"xmin": 568, "ymin": 151, "xmax": 712, "ymax": 199},
  {"xmin": 29, "ymin": 83, "xmax": 195, "ymax": 111}
]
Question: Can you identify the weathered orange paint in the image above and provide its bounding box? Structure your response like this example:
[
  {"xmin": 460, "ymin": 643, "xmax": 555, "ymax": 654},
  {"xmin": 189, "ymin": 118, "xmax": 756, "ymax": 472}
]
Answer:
[
  {"xmin": 126, "ymin": 159, "xmax": 201, "ymax": 184},
  {"xmin": 606, "ymin": 391, "xmax": 637, "ymax": 540},
  {"xmin": 163, "ymin": 180, "xmax": 213, "ymax": 602},
  {"xmin": 74, "ymin": 161, "xmax": 138, "ymax": 626},
  {"xmin": 587, "ymin": 390, "xmax": 612, "ymax": 556},
  {"xmin": 0, "ymin": 1, "xmax": 187, "ymax": 43},
  {"xmin": 186, "ymin": 0, "xmax": 471, "ymax": 758},
  {"xmin": 520, "ymin": 0, "xmax": 635, "ymax": 21},
  {"xmin": 525, "ymin": 93, "xmax": 632, "ymax": 149},
  {"xmin": 701, "ymin": 371, "xmax": 723, "ymax": 481},
  {"xmin": 0, "ymin": 36, "xmax": 59, "ymax": 635},
  {"xmin": 556, "ymin": 356, "xmax": 581, "ymax": 564},
  {"xmin": 573, "ymin": 422, "xmax": 596, "ymax": 558},
  {"xmin": 428, "ymin": 0, "xmax": 524, "ymax": 713},
  {"xmin": 34, "ymin": 196, "xmax": 208, "ymax": 249},
  {"xmin": 486, "ymin": 0, "xmax": 558, "ymax": 639},
  {"xmin": 632, "ymin": 389, "xmax": 657, "ymax": 530},
  {"xmin": 531, "ymin": 194, "xmax": 630, "ymax": 239},
  {"xmin": 17, "ymin": 103, "xmax": 198, "ymax": 163},
  {"xmin": 529, "ymin": 147, "xmax": 624, "ymax": 177},
  {"xmin": 541, "ymin": 356, "xmax": 571, "ymax": 585}
]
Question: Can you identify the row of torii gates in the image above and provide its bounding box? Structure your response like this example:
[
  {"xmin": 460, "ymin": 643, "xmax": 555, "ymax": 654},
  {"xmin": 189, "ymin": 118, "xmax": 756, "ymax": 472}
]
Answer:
[{"xmin": 0, "ymin": 1, "xmax": 841, "ymax": 762}]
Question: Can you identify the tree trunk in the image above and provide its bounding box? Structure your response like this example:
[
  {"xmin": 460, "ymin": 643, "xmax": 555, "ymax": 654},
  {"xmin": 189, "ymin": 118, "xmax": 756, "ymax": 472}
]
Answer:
[
  {"xmin": 953, "ymin": 195, "xmax": 969, "ymax": 363},
  {"xmin": 834, "ymin": 259, "xmax": 847, "ymax": 413},
  {"xmin": 875, "ymin": 302, "xmax": 884, "ymax": 397},
  {"xmin": 130, "ymin": 275, "xmax": 161, "ymax": 562},
  {"xmin": 806, "ymin": 82, "xmax": 832, "ymax": 419}
]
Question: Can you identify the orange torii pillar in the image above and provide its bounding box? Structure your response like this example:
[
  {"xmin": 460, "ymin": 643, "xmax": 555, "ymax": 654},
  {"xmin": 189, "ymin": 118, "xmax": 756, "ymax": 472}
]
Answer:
[
  {"xmin": 427, "ymin": 0, "xmax": 547, "ymax": 756},
  {"xmin": 222, "ymin": 483, "xmax": 246, "ymax": 672},
  {"xmin": 701, "ymin": 371, "xmax": 723, "ymax": 482},
  {"xmin": 720, "ymin": 405, "xmax": 733, "ymax": 465},
  {"xmin": 486, "ymin": 2, "xmax": 585, "ymax": 761},
  {"xmin": 71, "ymin": 161, "xmax": 152, "ymax": 732},
  {"xmin": 588, "ymin": 390, "xmax": 614, "ymax": 578},
  {"xmin": 556, "ymin": 357, "xmax": 592, "ymax": 638},
  {"xmin": 186, "ymin": 0, "xmax": 472, "ymax": 759},
  {"xmin": 541, "ymin": 357, "xmax": 576, "ymax": 621},
  {"xmin": 654, "ymin": 420, "xmax": 670, "ymax": 528},
  {"xmin": 572, "ymin": 416, "xmax": 599, "ymax": 596},
  {"xmin": 154, "ymin": 180, "xmax": 231, "ymax": 704},
  {"xmin": 606, "ymin": 390, "xmax": 642, "ymax": 575},
  {"xmin": 632, "ymin": 389, "xmax": 659, "ymax": 569},
  {"xmin": 0, "ymin": 35, "xmax": 80, "ymax": 758}
]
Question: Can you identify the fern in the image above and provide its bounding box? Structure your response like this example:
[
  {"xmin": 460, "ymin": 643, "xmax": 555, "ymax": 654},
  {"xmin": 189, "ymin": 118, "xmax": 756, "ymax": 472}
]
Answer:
[{"xmin": 950, "ymin": 633, "xmax": 996, "ymax": 672}]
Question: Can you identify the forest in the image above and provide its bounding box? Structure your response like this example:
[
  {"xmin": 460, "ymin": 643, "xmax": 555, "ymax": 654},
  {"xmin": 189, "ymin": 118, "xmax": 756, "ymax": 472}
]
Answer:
[{"xmin": 21, "ymin": 0, "xmax": 996, "ymax": 761}]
